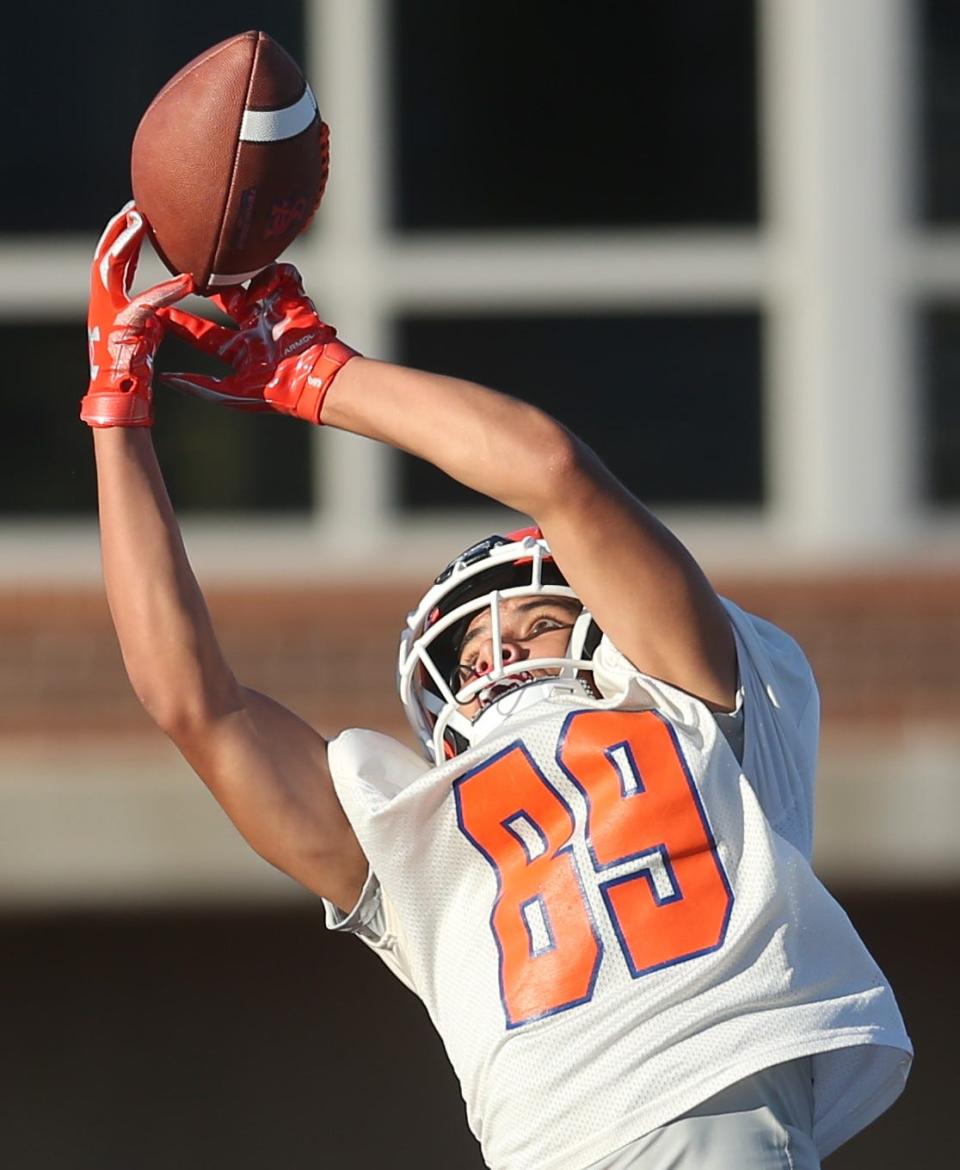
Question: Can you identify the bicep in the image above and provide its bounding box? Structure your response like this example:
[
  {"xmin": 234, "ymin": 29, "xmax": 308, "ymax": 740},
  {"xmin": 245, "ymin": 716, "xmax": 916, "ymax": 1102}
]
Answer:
[
  {"xmin": 537, "ymin": 439, "xmax": 736, "ymax": 709},
  {"xmin": 173, "ymin": 687, "xmax": 368, "ymax": 911}
]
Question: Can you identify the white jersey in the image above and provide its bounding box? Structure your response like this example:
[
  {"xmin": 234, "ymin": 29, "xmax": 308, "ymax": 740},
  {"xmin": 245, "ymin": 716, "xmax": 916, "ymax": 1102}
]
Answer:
[{"xmin": 323, "ymin": 600, "xmax": 911, "ymax": 1170}]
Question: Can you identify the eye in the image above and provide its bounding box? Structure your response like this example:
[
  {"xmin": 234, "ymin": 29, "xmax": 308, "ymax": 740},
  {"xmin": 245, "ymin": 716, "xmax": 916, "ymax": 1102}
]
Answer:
[
  {"xmin": 532, "ymin": 617, "xmax": 560, "ymax": 631},
  {"xmin": 527, "ymin": 616, "xmax": 569, "ymax": 639}
]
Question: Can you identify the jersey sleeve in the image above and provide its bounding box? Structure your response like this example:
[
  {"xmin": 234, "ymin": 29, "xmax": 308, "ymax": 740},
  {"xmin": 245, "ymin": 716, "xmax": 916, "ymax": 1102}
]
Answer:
[
  {"xmin": 322, "ymin": 869, "xmax": 417, "ymax": 993},
  {"xmin": 319, "ymin": 728, "xmax": 429, "ymax": 993},
  {"xmin": 720, "ymin": 598, "xmax": 820, "ymax": 856},
  {"xmin": 591, "ymin": 601, "xmax": 819, "ymax": 857}
]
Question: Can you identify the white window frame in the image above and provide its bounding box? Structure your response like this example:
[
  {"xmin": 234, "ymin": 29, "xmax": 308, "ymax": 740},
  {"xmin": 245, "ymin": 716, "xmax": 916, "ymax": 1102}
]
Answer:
[{"xmin": 1, "ymin": 0, "xmax": 957, "ymax": 587}]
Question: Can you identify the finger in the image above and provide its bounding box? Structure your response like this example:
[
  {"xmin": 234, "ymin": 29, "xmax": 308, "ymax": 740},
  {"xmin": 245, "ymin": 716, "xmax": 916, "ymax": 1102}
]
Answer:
[
  {"xmin": 160, "ymin": 306, "xmax": 236, "ymax": 355},
  {"xmin": 91, "ymin": 202, "xmax": 138, "ymax": 297},
  {"xmin": 211, "ymin": 284, "xmax": 250, "ymax": 322},
  {"xmin": 245, "ymin": 263, "xmax": 286, "ymax": 302},
  {"xmin": 119, "ymin": 209, "xmax": 146, "ymax": 296},
  {"xmin": 162, "ymin": 372, "xmax": 228, "ymax": 402},
  {"xmin": 162, "ymin": 372, "xmax": 271, "ymax": 410},
  {"xmin": 116, "ymin": 274, "xmax": 195, "ymax": 333},
  {"xmin": 135, "ymin": 273, "xmax": 195, "ymax": 311},
  {"xmin": 260, "ymin": 262, "xmax": 309, "ymax": 304},
  {"xmin": 236, "ymin": 264, "xmax": 300, "ymax": 317},
  {"xmin": 204, "ymin": 268, "xmax": 278, "ymax": 330},
  {"xmin": 92, "ymin": 200, "xmax": 136, "ymax": 265},
  {"xmin": 236, "ymin": 264, "xmax": 313, "ymax": 328},
  {"xmin": 98, "ymin": 208, "xmax": 146, "ymax": 300},
  {"xmin": 274, "ymin": 262, "xmax": 307, "ymax": 291},
  {"xmin": 212, "ymin": 264, "xmax": 308, "ymax": 326}
]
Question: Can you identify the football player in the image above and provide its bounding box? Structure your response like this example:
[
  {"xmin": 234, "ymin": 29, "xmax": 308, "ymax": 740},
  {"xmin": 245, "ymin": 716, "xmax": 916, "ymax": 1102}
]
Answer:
[{"xmin": 83, "ymin": 204, "xmax": 912, "ymax": 1170}]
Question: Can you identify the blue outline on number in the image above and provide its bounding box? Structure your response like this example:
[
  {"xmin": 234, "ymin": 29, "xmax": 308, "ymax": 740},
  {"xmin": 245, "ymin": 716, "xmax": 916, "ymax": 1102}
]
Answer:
[
  {"xmin": 502, "ymin": 811, "xmax": 548, "ymax": 862},
  {"xmin": 599, "ymin": 843, "xmax": 682, "ymax": 907},
  {"xmin": 556, "ymin": 709, "xmax": 734, "ymax": 979},
  {"xmin": 519, "ymin": 894, "xmax": 557, "ymax": 957},
  {"xmin": 606, "ymin": 739, "xmax": 645, "ymax": 799},
  {"xmin": 558, "ymin": 715, "xmax": 667, "ymax": 875},
  {"xmin": 453, "ymin": 739, "xmax": 603, "ymax": 1030}
]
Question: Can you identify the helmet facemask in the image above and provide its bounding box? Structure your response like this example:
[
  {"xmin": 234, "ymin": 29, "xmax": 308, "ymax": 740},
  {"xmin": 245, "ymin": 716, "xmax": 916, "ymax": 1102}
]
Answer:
[{"xmin": 398, "ymin": 531, "xmax": 602, "ymax": 764}]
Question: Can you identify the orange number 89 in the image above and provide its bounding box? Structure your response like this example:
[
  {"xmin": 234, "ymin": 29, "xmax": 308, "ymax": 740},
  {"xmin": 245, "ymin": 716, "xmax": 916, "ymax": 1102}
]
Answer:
[{"xmin": 454, "ymin": 710, "xmax": 733, "ymax": 1028}]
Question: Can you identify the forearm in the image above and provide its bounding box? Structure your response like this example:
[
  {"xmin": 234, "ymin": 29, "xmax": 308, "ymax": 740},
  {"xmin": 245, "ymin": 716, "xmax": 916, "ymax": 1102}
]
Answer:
[
  {"xmin": 321, "ymin": 358, "xmax": 578, "ymax": 516},
  {"xmin": 93, "ymin": 428, "xmax": 240, "ymax": 731},
  {"xmin": 322, "ymin": 355, "xmax": 734, "ymax": 704}
]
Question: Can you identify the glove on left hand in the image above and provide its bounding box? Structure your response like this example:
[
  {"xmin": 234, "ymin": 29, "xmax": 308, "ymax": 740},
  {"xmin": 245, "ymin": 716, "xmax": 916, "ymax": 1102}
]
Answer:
[
  {"xmin": 158, "ymin": 263, "xmax": 358, "ymax": 424},
  {"xmin": 81, "ymin": 202, "xmax": 194, "ymax": 428}
]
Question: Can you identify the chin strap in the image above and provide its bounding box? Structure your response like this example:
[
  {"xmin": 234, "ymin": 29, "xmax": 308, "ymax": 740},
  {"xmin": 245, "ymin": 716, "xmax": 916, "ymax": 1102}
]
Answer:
[
  {"xmin": 434, "ymin": 674, "xmax": 598, "ymax": 764},
  {"xmin": 468, "ymin": 676, "xmax": 596, "ymax": 748}
]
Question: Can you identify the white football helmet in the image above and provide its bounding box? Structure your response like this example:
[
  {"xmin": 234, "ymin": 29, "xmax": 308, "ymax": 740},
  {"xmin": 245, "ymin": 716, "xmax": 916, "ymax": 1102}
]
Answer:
[{"xmin": 398, "ymin": 527, "xmax": 602, "ymax": 764}]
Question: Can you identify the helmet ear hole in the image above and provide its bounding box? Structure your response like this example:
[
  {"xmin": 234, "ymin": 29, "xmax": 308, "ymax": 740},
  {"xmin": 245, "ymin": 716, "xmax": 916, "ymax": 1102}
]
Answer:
[
  {"xmin": 568, "ymin": 609, "xmax": 600, "ymax": 659},
  {"xmin": 583, "ymin": 619, "xmax": 603, "ymax": 659},
  {"xmin": 443, "ymin": 726, "xmax": 469, "ymax": 759}
]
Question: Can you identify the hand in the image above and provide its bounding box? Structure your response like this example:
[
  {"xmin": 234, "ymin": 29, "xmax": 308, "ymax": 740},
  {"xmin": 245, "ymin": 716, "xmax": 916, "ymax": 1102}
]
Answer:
[
  {"xmin": 158, "ymin": 264, "xmax": 359, "ymax": 424},
  {"xmin": 81, "ymin": 202, "xmax": 194, "ymax": 428}
]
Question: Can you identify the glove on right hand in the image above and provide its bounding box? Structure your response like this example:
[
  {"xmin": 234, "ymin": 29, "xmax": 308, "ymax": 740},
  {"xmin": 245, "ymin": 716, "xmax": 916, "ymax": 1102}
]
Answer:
[{"xmin": 81, "ymin": 201, "xmax": 193, "ymax": 428}]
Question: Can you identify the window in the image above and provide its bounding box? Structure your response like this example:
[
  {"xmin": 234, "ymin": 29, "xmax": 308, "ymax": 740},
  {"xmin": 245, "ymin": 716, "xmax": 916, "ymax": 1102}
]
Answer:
[
  {"xmin": 390, "ymin": 0, "xmax": 758, "ymax": 230},
  {"xmin": 396, "ymin": 311, "xmax": 762, "ymax": 509},
  {"xmin": 920, "ymin": 305, "xmax": 960, "ymax": 502},
  {"xmin": 0, "ymin": 323, "xmax": 312, "ymax": 514},
  {"xmin": 3, "ymin": 4, "xmax": 305, "ymax": 233},
  {"xmin": 918, "ymin": 0, "xmax": 960, "ymax": 223}
]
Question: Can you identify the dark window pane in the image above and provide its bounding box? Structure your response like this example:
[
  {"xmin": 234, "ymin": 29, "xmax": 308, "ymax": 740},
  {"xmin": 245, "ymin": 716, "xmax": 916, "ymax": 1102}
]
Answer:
[
  {"xmin": 391, "ymin": 0, "xmax": 758, "ymax": 230},
  {"xmin": 2, "ymin": 5, "xmax": 304, "ymax": 233},
  {"xmin": 0, "ymin": 322, "xmax": 311, "ymax": 514},
  {"xmin": 920, "ymin": 305, "xmax": 960, "ymax": 501},
  {"xmin": 396, "ymin": 312, "xmax": 763, "ymax": 509},
  {"xmin": 919, "ymin": 0, "xmax": 960, "ymax": 222}
]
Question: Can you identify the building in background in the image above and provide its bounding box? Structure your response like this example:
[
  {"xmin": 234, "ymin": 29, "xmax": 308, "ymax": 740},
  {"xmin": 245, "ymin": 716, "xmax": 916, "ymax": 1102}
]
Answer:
[{"xmin": 0, "ymin": 3, "xmax": 955, "ymax": 1168}]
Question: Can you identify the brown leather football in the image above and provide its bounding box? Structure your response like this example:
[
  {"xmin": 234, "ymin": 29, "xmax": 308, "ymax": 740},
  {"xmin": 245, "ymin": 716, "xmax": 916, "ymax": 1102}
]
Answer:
[{"xmin": 131, "ymin": 30, "xmax": 328, "ymax": 295}]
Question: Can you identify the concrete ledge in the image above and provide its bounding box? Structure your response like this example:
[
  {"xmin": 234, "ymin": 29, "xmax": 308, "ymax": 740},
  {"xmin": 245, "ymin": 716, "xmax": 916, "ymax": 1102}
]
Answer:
[{"xmin": 0, "ymin": 729, "xmax": 956, "ymax": 908}]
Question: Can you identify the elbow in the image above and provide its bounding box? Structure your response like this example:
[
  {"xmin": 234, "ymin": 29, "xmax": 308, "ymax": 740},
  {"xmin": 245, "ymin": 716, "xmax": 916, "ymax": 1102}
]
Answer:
[
  {"xmin": 139, "ymin": 694, "xmax": 203, "ymax": 742},
  {"xmin": 130, "ymin": 670, "xmax": 243, "ymax": 744},
  {"xmin": 517, "ymin": 419, "xmax": 595, "ymax": 518},
  {"xmin": 135, "ymin": 687, "xmax": 200, "ymax": 740},
  {"xmin": 542, "ymin": 420, "xmax": 581, "ymax": 477}
]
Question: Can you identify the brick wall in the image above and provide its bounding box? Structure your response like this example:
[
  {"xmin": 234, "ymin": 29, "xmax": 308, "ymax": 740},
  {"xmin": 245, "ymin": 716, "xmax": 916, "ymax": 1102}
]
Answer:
[{"xmin": 1, "ymin": 571, "xmax": 957, "ymax": 744}]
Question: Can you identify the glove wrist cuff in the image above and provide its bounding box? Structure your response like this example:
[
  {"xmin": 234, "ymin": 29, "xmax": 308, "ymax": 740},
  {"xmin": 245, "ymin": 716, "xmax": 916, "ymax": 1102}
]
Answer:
[
  {"xmin": 296, "ymin": 339, "xmax": 360, "ymax": 423},
  {"xmin": 80, "ymin": 387, "xmax": 153, "ymax": 428}
]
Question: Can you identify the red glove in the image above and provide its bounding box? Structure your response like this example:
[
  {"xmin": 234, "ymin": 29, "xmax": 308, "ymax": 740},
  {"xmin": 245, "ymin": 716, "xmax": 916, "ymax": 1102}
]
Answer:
[
  {"xmin": 158, "ymin": 264, "xmax": 359, "ymax": 424},
  {"xmin": 81, "ymin": 202, "xmax": 194, "ymax": 427}
]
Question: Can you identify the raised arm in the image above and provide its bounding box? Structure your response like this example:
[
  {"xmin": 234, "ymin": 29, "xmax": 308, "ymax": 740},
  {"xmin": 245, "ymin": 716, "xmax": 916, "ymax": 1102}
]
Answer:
[
  {"xmin": 322, "ymin": 361, "xmax": 736, "ymax": 710},
  {"xmin": 164, "ymin": 267, "xmax": 735, "ymax": 709},
  {"xmin": 83, "ymin": 208, "xmax": 366, "ymax": 910}
]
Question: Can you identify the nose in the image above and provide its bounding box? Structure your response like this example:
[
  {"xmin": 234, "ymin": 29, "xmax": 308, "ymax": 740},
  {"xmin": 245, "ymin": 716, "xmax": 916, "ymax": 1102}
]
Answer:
[{"xmin": 473, "ymin": 637, "xmax": 526, "ymax": 679}]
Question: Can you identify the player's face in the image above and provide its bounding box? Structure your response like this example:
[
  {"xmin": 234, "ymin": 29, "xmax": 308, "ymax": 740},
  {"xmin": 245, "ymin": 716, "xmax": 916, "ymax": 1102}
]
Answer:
[{"xmin": 453, "ymin": 595, "xmax": 583, "ymax": 719}]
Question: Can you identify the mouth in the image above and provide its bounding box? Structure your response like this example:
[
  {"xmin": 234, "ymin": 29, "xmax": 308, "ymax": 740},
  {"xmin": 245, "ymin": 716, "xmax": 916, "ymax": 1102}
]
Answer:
[{"xmin": 476, "ymin": 671, "xmax": 535, "ymax": 711}]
